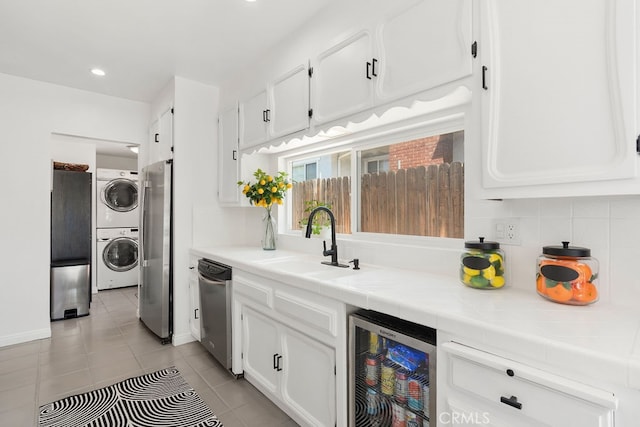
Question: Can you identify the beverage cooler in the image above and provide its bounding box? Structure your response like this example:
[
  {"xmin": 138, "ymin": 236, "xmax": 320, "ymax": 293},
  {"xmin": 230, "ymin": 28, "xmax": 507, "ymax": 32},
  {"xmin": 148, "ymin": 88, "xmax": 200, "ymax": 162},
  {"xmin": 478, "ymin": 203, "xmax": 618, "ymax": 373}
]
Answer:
[{"xmin": 349, "ymin": 310, "xmax": 437, "ymax": 427}]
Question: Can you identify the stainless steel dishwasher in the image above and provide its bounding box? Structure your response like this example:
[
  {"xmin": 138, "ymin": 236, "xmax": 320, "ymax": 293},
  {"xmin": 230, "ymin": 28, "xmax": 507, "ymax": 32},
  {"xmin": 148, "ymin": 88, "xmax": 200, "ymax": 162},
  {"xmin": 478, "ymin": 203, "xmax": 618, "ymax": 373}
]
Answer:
[{"xmin": 198, "ymin": 258, "xmax": 233, "ymax": 371}]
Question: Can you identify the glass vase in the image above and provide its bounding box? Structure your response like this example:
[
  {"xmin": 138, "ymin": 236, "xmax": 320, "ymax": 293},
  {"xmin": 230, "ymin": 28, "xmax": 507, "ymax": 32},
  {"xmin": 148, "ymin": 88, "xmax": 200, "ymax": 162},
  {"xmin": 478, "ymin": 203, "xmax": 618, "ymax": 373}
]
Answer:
[{"xmin": 262, "ymin": 207, "xmax": 277, "ymax": 250}]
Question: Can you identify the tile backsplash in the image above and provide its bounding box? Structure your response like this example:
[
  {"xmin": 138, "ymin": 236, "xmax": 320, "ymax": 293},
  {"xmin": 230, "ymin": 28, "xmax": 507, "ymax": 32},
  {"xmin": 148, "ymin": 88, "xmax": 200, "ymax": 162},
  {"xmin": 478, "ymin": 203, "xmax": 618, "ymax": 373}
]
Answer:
[{"xmin": 467, "ymin": 195, "xmax": 640, "ymax": 307}]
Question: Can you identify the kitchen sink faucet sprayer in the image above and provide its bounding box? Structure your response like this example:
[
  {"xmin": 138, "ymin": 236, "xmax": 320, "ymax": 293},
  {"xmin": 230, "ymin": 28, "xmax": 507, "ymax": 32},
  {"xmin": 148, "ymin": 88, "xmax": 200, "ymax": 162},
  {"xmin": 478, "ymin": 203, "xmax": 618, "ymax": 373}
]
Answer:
[{"xmin": 305, "ymin": 206, "xmax": 349, "ymax": 268}]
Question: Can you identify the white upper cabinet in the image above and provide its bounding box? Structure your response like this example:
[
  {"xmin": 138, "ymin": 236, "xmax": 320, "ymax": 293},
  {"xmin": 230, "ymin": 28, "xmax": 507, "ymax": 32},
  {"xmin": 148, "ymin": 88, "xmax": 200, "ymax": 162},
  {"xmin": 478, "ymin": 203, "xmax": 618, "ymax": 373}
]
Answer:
[
  {"xmin": 270, "ymin": 64, "xmax": 310, "ymax": 139},
  {"xmin": 239, "ymin": 63, "xmax": 310, "ymax": 149},
  {"xmin": 312, "ymin": 0, "xmax": 473, "ymax": 126},
  {"xmin": 477, "ymin": 0, "xmax": 638, "ymax": 196},
  {"xmin": 312, "ymin": 30, "xmax": 375, "ymax": 125},
  {"xmin": 218, "ymin": 106, "xmax": 240, "ymax": 205},
  {"xmin": 376, "ymin": 0, "xmax": 472, "ymax": 102},
  {"xmin": 239, "ymin": 89, "xmax": 269, "ymax": 149}
]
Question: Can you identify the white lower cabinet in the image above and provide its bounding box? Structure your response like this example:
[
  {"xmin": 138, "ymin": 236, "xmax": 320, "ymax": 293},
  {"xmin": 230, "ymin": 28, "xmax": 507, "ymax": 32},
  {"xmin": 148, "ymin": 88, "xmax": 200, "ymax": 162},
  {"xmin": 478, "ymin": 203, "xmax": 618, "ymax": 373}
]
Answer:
[
  {"xmin": 233, "ymin": 271, "xmax": 348, "ymax": 427},
  {"xmin": 242, "ymin": 306, "xmax": 336, "ymax": 426},
  {"xmin": 439, "ymin": 342, "xmax": 617, "ymax": 427},
  {"xmin": 188, "ymin": 257, "xmax": 200, "ymax": 341}
]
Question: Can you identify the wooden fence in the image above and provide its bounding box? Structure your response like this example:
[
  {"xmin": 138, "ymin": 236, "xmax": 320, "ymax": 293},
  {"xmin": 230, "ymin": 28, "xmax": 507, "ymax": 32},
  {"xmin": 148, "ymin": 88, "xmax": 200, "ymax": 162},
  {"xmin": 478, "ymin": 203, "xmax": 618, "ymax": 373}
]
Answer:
[{"xmin": 292, "ymin": 162, "xmax": 463, "ymax": 238}]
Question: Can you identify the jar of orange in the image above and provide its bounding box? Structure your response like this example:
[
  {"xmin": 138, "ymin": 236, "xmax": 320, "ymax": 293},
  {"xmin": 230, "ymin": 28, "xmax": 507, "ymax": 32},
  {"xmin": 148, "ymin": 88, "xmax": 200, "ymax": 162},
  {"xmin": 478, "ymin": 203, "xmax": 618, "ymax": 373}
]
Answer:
[{"xmin": 536, "ymin": 242, "xmax": 598, "ymax": 305}]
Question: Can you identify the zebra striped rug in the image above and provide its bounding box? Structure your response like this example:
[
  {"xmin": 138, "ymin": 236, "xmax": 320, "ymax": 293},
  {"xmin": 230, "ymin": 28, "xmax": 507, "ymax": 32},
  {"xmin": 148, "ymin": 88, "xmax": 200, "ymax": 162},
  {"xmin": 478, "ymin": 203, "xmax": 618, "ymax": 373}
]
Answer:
[{"xmin": 38, "ymin": 366, "xmax": 222, "ymax": 427}]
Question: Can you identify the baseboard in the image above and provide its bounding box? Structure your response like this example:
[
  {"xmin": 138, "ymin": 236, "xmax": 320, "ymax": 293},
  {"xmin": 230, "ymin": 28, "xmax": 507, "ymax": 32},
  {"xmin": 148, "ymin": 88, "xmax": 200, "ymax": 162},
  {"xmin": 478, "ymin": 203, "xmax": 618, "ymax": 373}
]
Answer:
[
  {"xmin": 0, "ymin": 327, "xmax": 51, "ymax": 348},
  {"xmin": 172, "ymin": 332, "xmax": 197, "ymax": 346}
]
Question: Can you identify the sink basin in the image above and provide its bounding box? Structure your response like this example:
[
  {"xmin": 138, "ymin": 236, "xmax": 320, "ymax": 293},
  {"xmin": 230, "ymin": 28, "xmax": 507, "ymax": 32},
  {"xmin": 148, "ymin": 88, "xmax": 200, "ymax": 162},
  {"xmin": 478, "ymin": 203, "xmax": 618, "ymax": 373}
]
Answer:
[{"xmin": 258, "ymin": 256, "xmax": 364, "ymax": 280}]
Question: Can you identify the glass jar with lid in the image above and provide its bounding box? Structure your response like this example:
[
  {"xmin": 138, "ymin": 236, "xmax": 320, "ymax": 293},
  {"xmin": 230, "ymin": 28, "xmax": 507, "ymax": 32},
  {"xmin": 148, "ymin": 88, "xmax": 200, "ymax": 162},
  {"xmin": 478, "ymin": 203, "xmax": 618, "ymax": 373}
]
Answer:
[
  {"xmin": 536, "ymin": 241, "xmax": 599, "ymax": 305},
  {"xmin": 460, "ymin": 237, "xmax": 505, "ymax": 289}
]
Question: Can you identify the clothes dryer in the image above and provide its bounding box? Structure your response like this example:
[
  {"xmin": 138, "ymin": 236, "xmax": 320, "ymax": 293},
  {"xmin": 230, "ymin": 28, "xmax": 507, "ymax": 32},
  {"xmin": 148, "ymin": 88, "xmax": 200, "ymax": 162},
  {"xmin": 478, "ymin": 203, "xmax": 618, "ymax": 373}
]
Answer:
[
  {"xmin": 97, "ymin": 228, "xmax": 139, "ymax": 290},
  {"xmin": 97, "ymin": 168, "xmax": 139, "ymax": 228}
]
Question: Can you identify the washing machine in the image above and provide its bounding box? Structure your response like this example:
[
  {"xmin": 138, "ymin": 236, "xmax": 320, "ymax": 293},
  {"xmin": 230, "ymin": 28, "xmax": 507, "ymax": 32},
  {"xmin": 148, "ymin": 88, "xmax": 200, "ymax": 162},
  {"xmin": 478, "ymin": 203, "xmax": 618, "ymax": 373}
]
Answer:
[
  {"xmin": 97, "ymin": 168, "xmax": 139, "ymax": 228},
  {"xmin": 97, "ymin": 228, "xmax": 139, "ymax": 290}
]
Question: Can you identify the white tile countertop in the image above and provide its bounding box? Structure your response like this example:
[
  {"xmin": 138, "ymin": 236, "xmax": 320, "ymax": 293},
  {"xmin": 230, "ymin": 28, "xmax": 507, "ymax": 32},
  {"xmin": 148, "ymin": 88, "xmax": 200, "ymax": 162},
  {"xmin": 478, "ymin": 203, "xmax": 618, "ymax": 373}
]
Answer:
[{"xmin": 191, "ymin": 246, "xmax": 640, "ymax": 391}]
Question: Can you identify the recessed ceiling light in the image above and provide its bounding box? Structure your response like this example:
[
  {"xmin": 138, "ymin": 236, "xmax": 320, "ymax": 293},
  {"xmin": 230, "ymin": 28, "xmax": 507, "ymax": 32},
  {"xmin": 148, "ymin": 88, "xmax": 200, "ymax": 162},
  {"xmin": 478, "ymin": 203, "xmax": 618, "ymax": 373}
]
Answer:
[
  {"xmin": 91, "ymin": 68, "xmax": 106, "ymax": 77},
  {"xmin": 246, "ymin": 0, "xmax": 257, "ymax": 2}
]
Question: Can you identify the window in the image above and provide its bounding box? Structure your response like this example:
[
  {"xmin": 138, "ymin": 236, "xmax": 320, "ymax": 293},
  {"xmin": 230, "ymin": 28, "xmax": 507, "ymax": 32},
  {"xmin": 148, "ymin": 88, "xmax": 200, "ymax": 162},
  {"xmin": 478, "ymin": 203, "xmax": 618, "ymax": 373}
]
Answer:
[
  {"xmin": 287, "ymin": 129, "xmax": 464, "ymax": 239},
  {"xmin": 292, "ymin": 160, "xmax": 318, "ymax": 182},
  {"xmin": 359, "ymin": 131, "xmax": 464, "ymax": 238},
  {"xmin": 290, "ymin": 151, "xmax": 351, "ymax": 234}
]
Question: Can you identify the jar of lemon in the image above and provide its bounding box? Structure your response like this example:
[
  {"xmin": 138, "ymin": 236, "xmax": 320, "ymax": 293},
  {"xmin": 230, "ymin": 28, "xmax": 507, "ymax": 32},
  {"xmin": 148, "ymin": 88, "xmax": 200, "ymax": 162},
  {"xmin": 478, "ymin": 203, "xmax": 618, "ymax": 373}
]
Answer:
[{"xmin": 460, "ymin": 237, "xmax": 505, "ymax": 289}]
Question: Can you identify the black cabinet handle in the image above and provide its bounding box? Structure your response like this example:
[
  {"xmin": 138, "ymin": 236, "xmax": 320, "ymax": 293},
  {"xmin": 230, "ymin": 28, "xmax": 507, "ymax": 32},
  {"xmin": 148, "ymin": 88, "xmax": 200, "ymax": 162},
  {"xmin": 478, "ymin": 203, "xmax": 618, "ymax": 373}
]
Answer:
[
  {"xmin": 194, "ymin": 308, "xmax": 199, "ymax": 320},
  {"xmin": 482, "ymin": 66, "xmax": 488, "ymax": 90},
  {"xmin": 262, "ymin": 110, "xmax": 267, "ymax": 122},
  {"xmin": 276, "ymin": 355, "xmax": 283, "ymax": 371},
  {"xmin": 232, "ymin": 150, "xmax": 237, "ymax": 161},
  {"xmin": 154, "ymin": 133, "xmax": 159, "ymax": 143},
  {"xmin": 265, "ymin": 109, "xmax": 271, "ymax": 122},
  {"xmin": 273, "ymin": 353, "xmax": 278, "ymax": 370},
  {"xmin": 372, "ymin": 58, "xmax": 378, "ymax": 77},
  {"xmin": 366, "ymin": 61, "xmax": 372, "ymax": 80},
  {"xmin": 500, "ymin": 395, "xmax": 522, "ymax": 410}
]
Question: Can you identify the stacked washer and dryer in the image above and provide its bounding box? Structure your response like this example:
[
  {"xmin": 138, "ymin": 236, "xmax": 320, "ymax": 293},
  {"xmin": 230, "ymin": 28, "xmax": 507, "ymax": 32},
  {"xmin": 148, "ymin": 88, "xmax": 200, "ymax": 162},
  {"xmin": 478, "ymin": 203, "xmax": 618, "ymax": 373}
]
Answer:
[{"xmin": 96, "ymin": 169, "xmax": 140, "ymax": 290}]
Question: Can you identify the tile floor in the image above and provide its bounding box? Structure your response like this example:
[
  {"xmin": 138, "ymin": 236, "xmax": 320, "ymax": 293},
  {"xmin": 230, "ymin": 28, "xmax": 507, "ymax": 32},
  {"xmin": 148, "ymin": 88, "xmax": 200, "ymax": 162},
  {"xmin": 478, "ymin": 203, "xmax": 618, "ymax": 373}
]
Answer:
[{"xmin": 0, "ymin": 286, "xmax": 297, "ymax": 427}]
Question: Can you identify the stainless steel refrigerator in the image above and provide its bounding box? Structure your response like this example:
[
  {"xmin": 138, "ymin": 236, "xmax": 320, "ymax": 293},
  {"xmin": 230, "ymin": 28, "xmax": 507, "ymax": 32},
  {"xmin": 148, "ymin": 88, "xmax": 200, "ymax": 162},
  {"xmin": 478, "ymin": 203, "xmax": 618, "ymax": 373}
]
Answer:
[
  {"xmin": 50, "ymin": 169, "xmax": 92, "ymax": 320},
  {"xmin": 139, "ymin": 159, "xmax": 173, "ymax": 343}
]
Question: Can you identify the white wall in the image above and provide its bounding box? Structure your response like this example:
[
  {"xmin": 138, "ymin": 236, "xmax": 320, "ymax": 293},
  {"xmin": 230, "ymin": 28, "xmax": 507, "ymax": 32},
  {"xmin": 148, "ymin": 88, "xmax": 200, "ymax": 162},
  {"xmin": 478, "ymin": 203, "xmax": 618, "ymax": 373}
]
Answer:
[
  {"xmin": 165, "ymin": 77, "xmax": 225, "ymax": 345},
  {"xmin": 0, "ymin": 72, "xmax": 149, "ymax": 347},
  {"xmin": 96, "ymin": 154, "xmax": 138, "ymax": 170}
]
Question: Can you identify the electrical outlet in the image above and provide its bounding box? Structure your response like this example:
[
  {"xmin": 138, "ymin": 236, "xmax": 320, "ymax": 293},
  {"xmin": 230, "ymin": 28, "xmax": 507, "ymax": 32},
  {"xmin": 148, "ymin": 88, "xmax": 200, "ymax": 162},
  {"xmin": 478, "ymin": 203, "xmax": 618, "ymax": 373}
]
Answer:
[{"xmin": 493, "ymin": 218, "xmax": 521, "ymax": 245}]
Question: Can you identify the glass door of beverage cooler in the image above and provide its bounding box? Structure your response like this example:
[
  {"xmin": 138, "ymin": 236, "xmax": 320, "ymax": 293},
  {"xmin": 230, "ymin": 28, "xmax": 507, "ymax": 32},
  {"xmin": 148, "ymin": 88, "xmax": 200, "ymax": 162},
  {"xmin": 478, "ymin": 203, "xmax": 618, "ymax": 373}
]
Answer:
[{"xmin": 349, "ymin": 310, "xmax": 437, "ymax": 427}]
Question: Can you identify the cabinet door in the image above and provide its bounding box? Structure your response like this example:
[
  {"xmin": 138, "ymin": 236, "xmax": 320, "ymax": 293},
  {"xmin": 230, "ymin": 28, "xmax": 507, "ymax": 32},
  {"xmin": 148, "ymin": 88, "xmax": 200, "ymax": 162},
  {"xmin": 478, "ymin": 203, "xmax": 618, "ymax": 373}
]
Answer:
[
  {"xmin": 312, "ymin": 30, "xmax": 374, "ymax": 125},
  {"xmin": 241, "ymin": 306, "xmax": 279, "ymax": 395},
  {"xmin": 239, "ymin": 89, "xmax": 269, "ymax": 149},
  {"xmin": 479, "ymin": 0, "xmax": 637, "ymax": 193},
  {"xmin": 280, "ymin": 326, "xmax": 336, "ymax": 427},
  {"xmin": 188, "ymin": 261, "xmax": 200, "ymax": 341},
  {"xmin": 218, "ymin": 106, "xmax": 240, "ymax": 205},
  {"xmin": 270, "ymin": 64, "xmax": 310, "ymax": 139},
  {"xmin": 376, "ymin": 0, "xmax": 472, "ymax": 102},
  {"xmin": 148, "ymin": 108, "xmax": 174, "ymax": 165}
]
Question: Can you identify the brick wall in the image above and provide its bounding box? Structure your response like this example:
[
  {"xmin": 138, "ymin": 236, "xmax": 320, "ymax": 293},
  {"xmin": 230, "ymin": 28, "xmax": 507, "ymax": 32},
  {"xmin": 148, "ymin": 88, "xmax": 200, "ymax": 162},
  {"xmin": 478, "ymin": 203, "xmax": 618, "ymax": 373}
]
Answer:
[{"xmin": 389, "ymin": 134, "xmax": 453, "ymax": 171}]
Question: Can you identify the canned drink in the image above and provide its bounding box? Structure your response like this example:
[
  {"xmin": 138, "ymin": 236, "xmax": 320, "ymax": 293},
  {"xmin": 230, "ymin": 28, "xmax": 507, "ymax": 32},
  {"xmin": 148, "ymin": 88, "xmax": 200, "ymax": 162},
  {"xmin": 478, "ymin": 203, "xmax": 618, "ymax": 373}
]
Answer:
[
  {"xmin": 406, "ymin": 411, "xmax": 420, "ymax": 427},
  {"xmin": 407, "ymin": 375, "xmax": 423, "ymax": 411},
  {"xmin": 395, "ymin": 368, "xmax": 409, "ymax": 403},
  {"xmin": 365, "ymin": 353, "xmax": 380, "ymax": 386},
  {"xmin": 381, "ymin": 360, "xmax": 396, "ymax": 395},
  {"xmin": 392, "ymin": 401, "xmax": 406, "ymax": 427},
  {"xmin": 369, "ymin": 332, "xmax": 380, "ymax": 354},
  {"xmin": 422, "ymin": 382, "xmax": 430, "ymax": 418},
  {"xmin": 366, "ymin": 387, "xmax": 379, "ymax": 415}
]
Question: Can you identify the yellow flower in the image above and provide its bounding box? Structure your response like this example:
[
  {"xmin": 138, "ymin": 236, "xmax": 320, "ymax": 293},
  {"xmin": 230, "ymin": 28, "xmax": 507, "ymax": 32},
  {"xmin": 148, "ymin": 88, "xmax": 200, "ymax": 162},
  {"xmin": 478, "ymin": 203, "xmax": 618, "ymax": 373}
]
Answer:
[
  {"xmin": 286, "ymin": 183, "xmax": 292, "ymax": 189},
  {"xmin": 271, "ymin": 186, "xmax": 278, "ymax": 193},
  {"xmin": 276, "ymin": 198, "xmax": 283, "ymax": 205},
  {"xmin": 278, "ymin": 182, "xmax": 284, "ymax": 188},
  {"xmin": 267, "ymin": 175, "xmax": 273, "ymax": 182},
  {"xmin": 243, "ymin": 185, "xmax": 250, "ymax": 194},
  {"xmin": 258, "ymin": 188, "xmax": 264, "ymax": 194},
  {"xmin": 260, "ymin": 179, "xmax": 266, "ymax": 186}
]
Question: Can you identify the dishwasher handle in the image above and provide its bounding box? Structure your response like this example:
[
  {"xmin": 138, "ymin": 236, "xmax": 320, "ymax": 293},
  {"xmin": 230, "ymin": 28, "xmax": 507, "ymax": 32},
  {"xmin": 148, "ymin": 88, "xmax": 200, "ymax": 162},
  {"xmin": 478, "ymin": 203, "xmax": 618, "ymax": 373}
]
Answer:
[
  {"xmin": 198, "ymin": 259, "xmax": 232, "ymax": 281},
  {"xmin": 198, "ymin": 272, "xmax": 228, "ymax": 286}
]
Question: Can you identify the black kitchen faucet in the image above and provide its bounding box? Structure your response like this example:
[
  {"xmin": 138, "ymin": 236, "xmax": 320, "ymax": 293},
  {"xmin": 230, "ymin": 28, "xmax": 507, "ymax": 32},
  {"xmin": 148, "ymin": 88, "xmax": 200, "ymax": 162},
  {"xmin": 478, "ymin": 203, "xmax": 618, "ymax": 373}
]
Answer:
[{"xmin": 305, "ymin": 206, "xmax": 349, "ymax": 268}]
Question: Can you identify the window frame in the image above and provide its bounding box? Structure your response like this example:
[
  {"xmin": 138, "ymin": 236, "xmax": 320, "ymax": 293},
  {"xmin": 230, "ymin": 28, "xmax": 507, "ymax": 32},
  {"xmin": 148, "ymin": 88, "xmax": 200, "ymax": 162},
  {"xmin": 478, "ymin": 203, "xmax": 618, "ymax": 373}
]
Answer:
[{"xmin": 280, "ymin": 109, "xmax": 466, "ymax": 248}]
